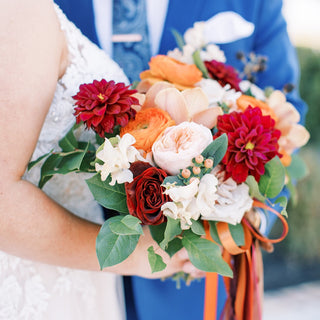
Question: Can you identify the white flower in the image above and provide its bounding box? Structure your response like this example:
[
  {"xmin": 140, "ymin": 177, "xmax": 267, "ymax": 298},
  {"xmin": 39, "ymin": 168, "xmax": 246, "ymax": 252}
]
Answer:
[
  {"xmin": 152, "ymin": 122, "xmax": 213, "ymax": 175},
  {"xmin": 195, "ymin": 174, "xmax": 219, "ymax": 216},
  {"xmin": 95, "ymin": 134, "xmax": 146, "ymax": 185},
  {"xmin": 200, "ymin": 44, "xmax": 226, "ymax": 63},
  {"xmin": 239, "ymin": 80, "xmax": 266, "ymax": 101},
  {"xmin": 167, "ymin": 43, "xmax": 226, "ymax": 66},
  {"xmin": 201, "ymin": 175, "xmax": 253, "ymax": 225},
  {"xmin": 162, "ymin": 179, "xmax": 200, "ymax": 229},
  {"xmin": 167, "ymin": 44, "xmax": 196, "ymax": 65},
  {"xmin": 184, "ymin": 22, "xmax": 207, "ymax": 49},
  {"xmin": 197, "ymin": 79, "xmax": 241, "ymax": 106}
]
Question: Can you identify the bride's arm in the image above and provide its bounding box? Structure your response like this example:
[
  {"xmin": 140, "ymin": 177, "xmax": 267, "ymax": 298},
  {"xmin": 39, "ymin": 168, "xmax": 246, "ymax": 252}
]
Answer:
[{"xmin": 0, "ymin": 0, "xmax": 203, "ymax": 279}]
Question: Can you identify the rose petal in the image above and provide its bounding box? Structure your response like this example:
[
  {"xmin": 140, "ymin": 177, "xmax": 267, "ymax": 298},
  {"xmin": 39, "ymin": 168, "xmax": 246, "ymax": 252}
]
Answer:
[
  {"xmin": 192, "ymin": 107, "xmax": 223, "ymax": 129},
  {"xmin": 182, "ymin": 87, "xmax": 209, "ymax": 118},
  {"xmin": 143, "ymin": 81, "xmax": 174, "ymax": 109},
  {"xmin": 154, "ymin": 88, "xmax": 189, "ymax": 124}
]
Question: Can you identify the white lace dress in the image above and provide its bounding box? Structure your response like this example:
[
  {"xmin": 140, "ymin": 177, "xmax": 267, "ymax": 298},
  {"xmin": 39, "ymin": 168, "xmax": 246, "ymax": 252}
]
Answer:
[{"xmin": 0, "ymin": 5, "xmax": 128, "ymax": 320}]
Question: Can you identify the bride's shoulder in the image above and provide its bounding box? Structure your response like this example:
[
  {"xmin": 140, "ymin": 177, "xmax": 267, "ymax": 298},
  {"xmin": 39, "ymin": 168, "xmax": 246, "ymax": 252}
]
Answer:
[{"xmin": 0, "ymin": 0, "xmax": 66, "ymax": 81}]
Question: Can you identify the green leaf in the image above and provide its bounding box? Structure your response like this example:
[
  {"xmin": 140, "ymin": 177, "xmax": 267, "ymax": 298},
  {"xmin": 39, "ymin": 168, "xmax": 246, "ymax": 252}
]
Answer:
[
  {"xmin": 28, "ymin": 151, "xmax": 52, "ymax": 171},
  {"xmin": 190, "ymin": 219, "xmax": 206, "ymax": 236},
  {"xmin": 246, "ymin": 175, "xmax": 266, "ymax": 202},
  {"xmin": 182, "ymin": 231, "xmax": 233, "ymax": 277},
  {"xmin": 208, "ymin": 221, "xmax": 222, "ymax": 245},
  {"xmin": 171, "ymin": 28, "xmax": 185, "ymax": 51},
  {"xmin": 259, "ymin": 156, "xmax": 285, "ymax": 198},
  {"xmin": 165, "ymin": 238, "xmax": 183, "ymax": 258},
  {"xmin": 286, "ymin": 154, "xmax": 309, "ymax": 180},
  {"xmin": 147, "ymin": 246, "xmax": 167, "ymax": 273},
  {"xmin": 160, "ymin": 217, "xmax": 182, "ymax": 250},
  {"xmin": 109, "ymin": 215, "xmax": 143, "ymax": 235},
  {"xmin": 59, "ymin": 145, "xmax": 89, "ymax": 171},
  {"xmin": 149, "ymin": 223, "xmax": 166, "ymax": 245},
  {"xmin": 96, "ymin": 216, "xmax": 140, "ymax": 269},
  {"xmin": 192, "ymin": 50, "xmax": 209, "ymax": 78},
  {"xmin": 86, "ymin": 174, "xmax": 129, "ymax": 214},
  {"xmin": 39, "ymin": 154, "xmax": 62, "ymax": 188},
  {"xmin": 201, "ymin": 134, "xmax": 228, "ymax": 167},
  {"xmin": 229, "ymin": 223, "xmax": 245, "ymax": 246},
  {"xmin": 162, "ymin": 175, "xmax": 184, "ymax": 187},
  {"xmin": 59, "ymin": 126, "xmax": 78, "ymax": 151},
  {"xmin": 274, "ymin": 196, "xmax": 288, "ymax": 217}
]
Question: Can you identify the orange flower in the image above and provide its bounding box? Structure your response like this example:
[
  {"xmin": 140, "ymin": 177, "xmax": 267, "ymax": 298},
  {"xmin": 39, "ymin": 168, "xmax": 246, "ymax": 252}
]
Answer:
[
  {"xmin": 236, "ymin": 94, "xmax": 278, "ymax": 121},
  {"xmin": 120, "ymin": 108, "xmax": 175, "ymax": 153},
  {"xmin": 139, "ymin": 55, "xmax": 203, "ymax": 90}
]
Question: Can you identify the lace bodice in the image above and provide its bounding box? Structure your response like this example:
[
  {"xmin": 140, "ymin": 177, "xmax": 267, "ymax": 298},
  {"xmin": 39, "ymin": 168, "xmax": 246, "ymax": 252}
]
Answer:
[
  {"xmin": 25, "ymin": 5, "xmax": 128, "ymax": 224},
  {"xmin": 0, "ymin": 5, "xmax": 127, "ymax": 320}
]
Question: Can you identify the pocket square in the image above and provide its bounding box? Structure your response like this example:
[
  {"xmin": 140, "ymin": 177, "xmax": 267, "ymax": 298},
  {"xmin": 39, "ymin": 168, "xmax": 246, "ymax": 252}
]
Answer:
[{"xmin": 204, "ymin": 11, "xmax": 255, "ymax": 44}]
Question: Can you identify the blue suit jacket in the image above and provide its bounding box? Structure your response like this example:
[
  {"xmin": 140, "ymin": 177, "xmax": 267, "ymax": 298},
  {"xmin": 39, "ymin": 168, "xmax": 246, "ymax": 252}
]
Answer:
[{"xmin": 55, "ymin": 1, "xmax": 307, "ymax": 319}]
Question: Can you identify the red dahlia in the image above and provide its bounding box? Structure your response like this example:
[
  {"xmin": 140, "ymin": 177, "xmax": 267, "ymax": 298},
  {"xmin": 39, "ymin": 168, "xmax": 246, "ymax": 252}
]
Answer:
[
  {"xmin": 73, "ymin": 79, "xmax": 138, "ymax": 137},
  {"xmin": 204, "ymin": 60, "xmax": 241, "ymax": 91},
  {"xmin": 214, "ymin": 106, "xmax": 281, "ymax": 183}
]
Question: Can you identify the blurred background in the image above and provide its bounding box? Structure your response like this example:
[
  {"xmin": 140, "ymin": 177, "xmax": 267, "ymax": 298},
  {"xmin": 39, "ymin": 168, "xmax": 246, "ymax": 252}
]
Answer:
[{"xmin": 263, "ymin": 0, "xmax": 320, "ymax": 318}]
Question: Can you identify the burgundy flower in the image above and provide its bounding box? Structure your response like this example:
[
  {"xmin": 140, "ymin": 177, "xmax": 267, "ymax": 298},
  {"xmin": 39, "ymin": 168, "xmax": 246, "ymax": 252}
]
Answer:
[
  {"xmin": 204, "ymin": 60, "xmax": 241, "ymax": 91},
  {"xmin": 125, "ymin": 161, "xmax": 169, "ymax": 225},
  {"xmin": 214, "ymin": 106, "xmax": 281, "ymax": 183},
  {"xmin": 73, "ymin": 79, "xmax": 138, "ymax": 137}
]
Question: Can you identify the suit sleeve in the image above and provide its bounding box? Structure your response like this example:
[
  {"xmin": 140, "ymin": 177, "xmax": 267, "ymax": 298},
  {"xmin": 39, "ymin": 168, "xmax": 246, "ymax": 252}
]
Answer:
[{"xmin": 253, "ymin": 0, "xmax": 307, "ymax": 123}]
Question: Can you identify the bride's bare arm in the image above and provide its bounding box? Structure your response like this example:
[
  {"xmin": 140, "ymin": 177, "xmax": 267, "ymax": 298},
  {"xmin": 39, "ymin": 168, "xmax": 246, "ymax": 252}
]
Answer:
[{"xmin": 0, "ymin": 0, "xmax": 203, "ymax": 279}]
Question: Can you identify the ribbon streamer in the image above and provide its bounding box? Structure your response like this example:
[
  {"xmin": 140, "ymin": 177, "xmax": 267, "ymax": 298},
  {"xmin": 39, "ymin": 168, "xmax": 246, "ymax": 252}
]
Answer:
[{"xmin": 203, "ymin": 200, "xmax": 289, "ymax": 320}]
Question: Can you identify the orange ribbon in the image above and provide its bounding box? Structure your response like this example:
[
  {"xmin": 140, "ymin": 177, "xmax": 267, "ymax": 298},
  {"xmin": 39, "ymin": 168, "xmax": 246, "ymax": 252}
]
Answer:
[
  {"xmin": 204, "ymin": 222, "xmax": 218, "ymax": 320},
  {"xmin": 203, "ymin": 200, "xmax": 289, "ymax": 320}
]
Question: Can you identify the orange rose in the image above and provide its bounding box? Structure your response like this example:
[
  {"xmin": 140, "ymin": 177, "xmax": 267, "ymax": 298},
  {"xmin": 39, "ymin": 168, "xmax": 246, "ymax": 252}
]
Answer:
[
  {"xmin": 139, "ymin": 55, "xmax": 203, "ymax": 90},
  {"xmin": 120, "ymin": 108, "xmax": 175, "ymax": 153},
  {"xmin": 236, "ymin": 94, "xmax": 278, "ymax": 121}
]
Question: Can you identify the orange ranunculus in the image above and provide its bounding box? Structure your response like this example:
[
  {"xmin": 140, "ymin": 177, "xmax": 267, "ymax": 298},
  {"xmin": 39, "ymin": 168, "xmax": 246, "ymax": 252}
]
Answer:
[
  {"xmin": 236, "ymin": 94, "xmax": 278, "ymax": 121},
  {"xmin": 139, "ymin": 55, "xmax": 203, "ymax": 90},
  {"xmin": 120, "ymin": 108, "xmax": 175, "ymax": 153}
]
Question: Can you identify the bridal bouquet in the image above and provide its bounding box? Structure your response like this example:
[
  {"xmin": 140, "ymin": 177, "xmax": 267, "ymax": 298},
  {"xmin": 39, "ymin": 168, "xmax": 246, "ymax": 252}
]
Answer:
[{"xmin": 30, "ymin": 20, "xmax": 310, "ymax": 320}]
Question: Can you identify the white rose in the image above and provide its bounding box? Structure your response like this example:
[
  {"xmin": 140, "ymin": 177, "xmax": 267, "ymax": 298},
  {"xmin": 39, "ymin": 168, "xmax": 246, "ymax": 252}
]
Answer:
[
  {"xmin": 201, "ymin": 177, "xmax": 253, "ymax": 225},
  {"xmin": 152, "ymin": 122, "xmax": 212, "ymax": 175}
]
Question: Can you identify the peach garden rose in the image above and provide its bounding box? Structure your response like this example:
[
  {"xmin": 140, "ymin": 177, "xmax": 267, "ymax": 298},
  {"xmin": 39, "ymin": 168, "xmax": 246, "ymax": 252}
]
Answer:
[{"xmin": 152, "ymin": 122, "xmax": 213, "ymax": 175}]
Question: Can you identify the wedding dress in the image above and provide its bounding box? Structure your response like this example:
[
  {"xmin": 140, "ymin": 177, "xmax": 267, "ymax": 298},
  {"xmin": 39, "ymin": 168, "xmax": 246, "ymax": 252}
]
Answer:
[{"xmin": 0, "ymin": 5, "xmax": 128, "ymax": 320}]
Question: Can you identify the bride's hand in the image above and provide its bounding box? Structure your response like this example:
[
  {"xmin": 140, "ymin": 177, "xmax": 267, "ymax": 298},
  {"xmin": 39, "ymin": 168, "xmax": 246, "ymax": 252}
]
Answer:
[{"xmin": 112, "ymin": 226, "xmax": 206, "ymax": 279}]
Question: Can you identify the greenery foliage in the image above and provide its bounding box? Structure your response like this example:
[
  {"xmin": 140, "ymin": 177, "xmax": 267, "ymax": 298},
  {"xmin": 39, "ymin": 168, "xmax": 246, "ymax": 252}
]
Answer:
[{"xmin": 297, "ymin": 47, "xmax": 320, "ymax": 145}]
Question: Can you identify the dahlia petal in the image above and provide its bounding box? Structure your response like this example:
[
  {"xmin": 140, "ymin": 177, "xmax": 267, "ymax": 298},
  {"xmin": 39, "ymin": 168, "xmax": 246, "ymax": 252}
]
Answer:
[
  {"xmin": 108, "ymin": 93, "xmax": 120, "ymax": 104},
  {"xmin": 116, "ymin": 113, "xmax": 129, "ymax": 127},
  {"xmin": 79, "ymin": 112, "xmax": 94, "ymax": 121},
  {"xmin": 107, "ymin": 104, "xmax": 122, "ymax": 114},
  {"xmin": 234, "ymin": 151, "xmax": 246, "ymax": 163},
  {"xmin": 101, "ymin": 115, "xmax": 115, "ymax": 134},
  {"xmin": 91, "ymin": 114, "xmax": 104, "ymax": 126},
  {"xmin": 232, "ymin": 163, "xmax": 249, "ymax": 183},
  {"xmin": 93, "ymin": 106, "xmax": 106, "ymax": 116}
]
